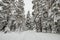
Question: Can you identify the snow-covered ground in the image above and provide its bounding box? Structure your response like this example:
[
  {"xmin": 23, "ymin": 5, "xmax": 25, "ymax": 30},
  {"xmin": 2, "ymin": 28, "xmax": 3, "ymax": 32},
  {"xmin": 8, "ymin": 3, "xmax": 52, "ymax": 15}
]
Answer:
[{"xmin": 0, "ymin": 31, "xmax": 60, "ymax": 40}]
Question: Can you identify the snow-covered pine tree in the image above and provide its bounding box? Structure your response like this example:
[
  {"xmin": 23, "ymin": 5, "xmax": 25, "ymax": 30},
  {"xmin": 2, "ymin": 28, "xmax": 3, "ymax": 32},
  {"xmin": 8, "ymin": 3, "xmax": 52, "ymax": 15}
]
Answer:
[
  {"xmin": 32, "ymin": 0, "xmax": 60, "ymax": 33},
  {"xmin": 50, "ymin": 0, "xmax": 60, "ymax": 33},
  {"xmin": 0, "ymin": 0, "xmax": 12, "ymax": 31},
  {"xmin": 0, "ymin": 0, "xmax": 25, "ymax": 32},
  {"xmin": 32, "ymin": 0, "xmax": 45, "ymax": 32},
  {"xmin": 26, "ymin": 11, "xmax": 32, "ymax": 30},
  {"xmin": 32, "ymin": 0, "xmax": 40, "ymax": 31},
  {"xmin": 14, "ymin": 0, "xmax": 25, "ymax": 31}
]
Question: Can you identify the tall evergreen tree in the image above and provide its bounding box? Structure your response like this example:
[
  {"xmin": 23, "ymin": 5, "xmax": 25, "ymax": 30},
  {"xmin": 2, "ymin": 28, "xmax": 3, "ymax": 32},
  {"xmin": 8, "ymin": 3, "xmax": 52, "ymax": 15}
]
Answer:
[
  {"xmin": 0, "ymin": 0, "xmax": 25, "ymax": 32},
  {"xmin": 14, "ymin": 0, "xmax": 25, "ymax": 31},
  {"xmin": 26, "ymin": 11, "xmax": 32, "ymax": 30},
  {"xmin": 0, "ymin": 0, "xmax": 12, "ymax": 31},
  {"xmin": 32, "ymin": 0, "xmax": 60, "ymax": 33},
  {"xmin": 32, "ymin": 0, "xmax": 44, "ymax": 32}
]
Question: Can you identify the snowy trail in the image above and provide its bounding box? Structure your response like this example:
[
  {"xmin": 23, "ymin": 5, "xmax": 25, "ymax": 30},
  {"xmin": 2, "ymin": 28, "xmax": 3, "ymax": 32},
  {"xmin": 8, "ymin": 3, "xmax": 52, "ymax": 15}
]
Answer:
[{"xmin": 0, "ymin": 31, "xmax": 60, "ymax": 40}]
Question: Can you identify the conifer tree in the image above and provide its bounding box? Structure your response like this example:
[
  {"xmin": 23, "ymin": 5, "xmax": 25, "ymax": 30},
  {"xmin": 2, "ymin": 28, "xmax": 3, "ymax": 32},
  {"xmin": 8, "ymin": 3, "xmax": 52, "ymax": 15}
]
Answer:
[
  {"xmin": 0, "ymin": 0, "xmax": 12, "ymax": 31},
  {"xmin": 0, "ymin": 0, "xmax": 25, "ymax": 32},
  {"xmin": 32, "ymin": 0, "xmax": 60, "ymax": 33},
  {"xmin": 26, "ymin": 11, "xmax": 32, "ymax": 30}
]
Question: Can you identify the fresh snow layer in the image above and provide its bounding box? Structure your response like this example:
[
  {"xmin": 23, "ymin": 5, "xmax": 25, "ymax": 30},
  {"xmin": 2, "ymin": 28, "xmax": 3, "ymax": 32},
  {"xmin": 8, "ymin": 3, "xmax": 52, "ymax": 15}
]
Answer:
[{"xmin": 0, "ymin": 31, "xmax": 60, "ymax": 40}]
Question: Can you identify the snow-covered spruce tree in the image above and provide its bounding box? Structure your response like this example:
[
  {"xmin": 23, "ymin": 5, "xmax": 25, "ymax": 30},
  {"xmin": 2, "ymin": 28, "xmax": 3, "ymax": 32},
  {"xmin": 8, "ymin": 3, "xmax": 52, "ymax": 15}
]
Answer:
[
  {"xmin": 32, "ymin": 0, "xmax": 60, "ymax": 33},
  {"xmin": 50, "ymin": 0, "xmax": 60, "ymax": 33},
  {"xmin": 0, "ymin": 0, "xmax": 25, "ymax": 32},
  {"xmin": 26, "ymin": 11, "xmax": 33, "ymax": 30},
  {"xmin": 0, "ymin": 0, "xmax": 12, "ymax": 31},
  {"xmin": 8, "ymin": 0, "xmax": 25, "ymax": 31},
  {"xmin": 14, "ymin": 0, "xmax": 25, "ymax": 31},
  {"xmin": 32, "ymin": 0, "xmax": 49, "ymax": 32},
  {"xmin": 43, "ymin": 0, "xmax": 60, "ymax": 33},
  {"xmin": 45, "ymin": 0, "xmax": 60, "ymax": 33},
  {"xmin": 32, "ymin": 0, "xmax": 43, "ymax": 32}
]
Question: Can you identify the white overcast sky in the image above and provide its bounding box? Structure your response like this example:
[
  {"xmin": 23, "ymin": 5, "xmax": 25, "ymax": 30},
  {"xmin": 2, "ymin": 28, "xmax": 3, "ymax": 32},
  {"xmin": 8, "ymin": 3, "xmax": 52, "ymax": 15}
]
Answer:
[{"xmin": 24, "ymin": 0, "xmax": 33, "ymax": 16}]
